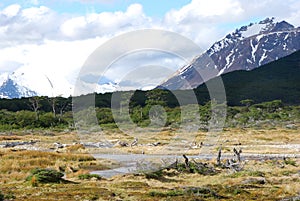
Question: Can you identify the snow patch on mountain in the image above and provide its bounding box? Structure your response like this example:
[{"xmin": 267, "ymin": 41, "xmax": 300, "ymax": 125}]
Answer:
[
  {"xmin": 161, "ymin": 17, "xmax": 300, "ymax": 90},
  {"xmin": 241, "ymin": 23, "xmax": 267, "ymax": 38},
  {"xmin": 0, "ymin": 72, "xmax": 38, "ymax": 99}
]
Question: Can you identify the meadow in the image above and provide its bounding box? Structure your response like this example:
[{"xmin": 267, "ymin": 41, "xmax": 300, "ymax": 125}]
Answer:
[{"xmin": 0, "ymin": 125, "xmax": 299, "ymax": 201}]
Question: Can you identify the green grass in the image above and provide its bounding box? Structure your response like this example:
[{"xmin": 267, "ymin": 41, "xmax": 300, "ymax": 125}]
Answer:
[{"xmin": 78, "ymin": 174, "xmax": 102, "ymax": 180}]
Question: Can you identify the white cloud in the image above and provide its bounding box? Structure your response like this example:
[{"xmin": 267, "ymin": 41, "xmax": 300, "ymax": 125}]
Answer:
[
  {"xmin": 0, "ymin": 38, "xmax": 107, "ymax": 96},
  {"xmin": 0, "ymin": 5, "xmax": 61, "ymax": 47},
  {"xmin": 167, "ymin": 0, "xmax": 243, "ymax": 19},
  {"xmin": 1, "ymin": 4, "xmax": 21, "ymax": 17},
  {"xmin": 162, "ymin": 0, "xmax": 244, "ymax": 48},
  {"xmin": 60, "ymin": 3, "xmax": 151, "ymax": 39},
  {"xmin": 0, "ymin": 61, "xmax": 22, "ymax": 73},
  {"xmin": 162, "ymin": 0, "xmax": 300, "ymax": 48}
]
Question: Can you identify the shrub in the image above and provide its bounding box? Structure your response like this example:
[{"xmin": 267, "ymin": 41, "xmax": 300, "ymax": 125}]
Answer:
[
  {"xmin": 78, "ymin": 174, "xmax": 102, "ymax": 180},
  {"xmin": 145, "ymin": 170, "xmax": 163, "ymax": 180},
  {"xmin": 31, "ymin": 175, "xmax": 38, "ymax": 187},
  {"xmin": 26, "ymin": 168, "xmax": 64, "ymax": 184},
  {"xmin": 3, "ymin": 192, "xmax": 16, "ymax": 200},
  {"xmin": 284, "ymin": 159, "xmax": 297, "ymax": 166},
  {"xmin": 149, "ymin": 190, "xmax": 184, "ymax": 197},
  {"xmin": 0, "ymin": 191, "xmax": 4, "ymax": 201},
  {"xmin": 149, "ymin": 190, "xmax": 165, "ymax": 197}
]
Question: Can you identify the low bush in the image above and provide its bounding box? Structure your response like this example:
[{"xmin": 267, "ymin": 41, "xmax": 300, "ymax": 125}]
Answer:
[
  {"xmin": 26, "ymin": 168, "xmax": 64, "ymax": 184},
  {"xmin": 0, "ymin": 191, "xmax": 4, "ymax": 201},
  {"xmin": 284, "ymin": 159, "xmax": 297, "ymax": 166},
  {"xmin": 78, "ymin": 174, "xmax": 102, "ymax": 180},
  {"xmin": 144, "ymin": 170, "xmax": 163, "ymax": 180}
]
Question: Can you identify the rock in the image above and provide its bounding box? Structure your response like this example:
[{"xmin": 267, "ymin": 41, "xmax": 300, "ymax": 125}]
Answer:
[
  {"xmin": 81, "ymin": 141, "xmax": 113, "ymax": 148},
  {"xmin": 131, "ymin": 138, "xmax": 138, "ymax": 147},
  {"xmin": 53, "ymin": 142, "xmax": 65, "ymax": 149},
  {"xmin": 280, "ymin": 194, "xmax": 300, "ymax": 201},
  {"xmin": 286, "ymin": 124, "xmax": 297, "ymax": 129},
  {"xmin": 4, "ymin": 140, "xmax": 38, "ymax": 148},
  {"xmin": 90, "ymin": 177, "xmax": 98, "ymax": 181},
  {"xmin": 119, "ymin": 141, "xmax": 129, "ymax": 147},
  {"xmin": 152, "ymin": 142, "xmax": 161, "ymax": 146},
  {"xmin": 242, "ymin": 177, "xmax": 266, "ymax": 185}
]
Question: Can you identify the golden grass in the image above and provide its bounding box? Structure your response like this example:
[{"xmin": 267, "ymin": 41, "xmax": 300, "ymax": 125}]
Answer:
[
  {"xmin": 0, "ymin": 135, "xmax": 22, "ymax": 141},
  {"xmin": 0, "ymin": 154, "xmax": 299, "ymax": 200},
  {"xmin": 0, "ymin": 127, "xmax": 299, "ymax": 200}
]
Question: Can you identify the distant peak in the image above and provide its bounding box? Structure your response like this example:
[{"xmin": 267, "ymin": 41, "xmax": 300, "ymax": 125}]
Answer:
[
  {"xmin": 235, "ymin": 17, "xmax": 296, "ymax": 37},
  {"xmin": 271, "ymin": 20, "xmax": 295, "ymax": 32},
  {"xmin": 0, "ymin": 72, "xmax": 38, "ymax": 99},
  {"xmin": 258, "ymin": 17, "xmax": 275, "ymax": 25}
]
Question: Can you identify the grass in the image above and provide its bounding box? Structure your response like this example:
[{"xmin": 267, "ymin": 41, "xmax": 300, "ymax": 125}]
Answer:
[
  {"xmin": 78, "ymin": 174, "xmax": 102, "ymax": 180},
  {"xmin": 284, "ymin": 159, "xmax": 297, "ymax": 166},
  {"xmin": 0, "ymin": 127, "xmax": 299, "ymax": 200},
  {"xmin": 0, "ymin": 153, "xmax": 299, "ymax": 200}
]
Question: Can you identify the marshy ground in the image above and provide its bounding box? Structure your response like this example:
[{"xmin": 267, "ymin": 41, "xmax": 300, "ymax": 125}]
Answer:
[{"xmin": 0, "ymin": 126, "xmax": 299, "ymax": 201}]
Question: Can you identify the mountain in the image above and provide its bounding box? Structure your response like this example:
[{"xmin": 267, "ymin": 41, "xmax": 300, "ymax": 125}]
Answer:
[
  {"xmin": 0, "ymin": 73, "xmax": 38, "ymax": 99},
  {"xmin": 161, "ymin": 18, "xmax": 300, "ymax": 90},
  {"xmin": 194, "ymin": 50, "xmax": 300, "ymax": 105}
]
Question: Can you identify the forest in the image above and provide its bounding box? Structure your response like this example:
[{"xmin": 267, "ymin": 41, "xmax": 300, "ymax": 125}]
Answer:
[{"xmin": 0, "ymin": 88, "xmax": 299, "ymax": 130}]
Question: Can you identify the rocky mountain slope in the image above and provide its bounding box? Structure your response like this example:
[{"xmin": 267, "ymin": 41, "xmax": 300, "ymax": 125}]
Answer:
[
  {"xmin": 194, "ymin": 50, "xmax": 300, "ymax": 105},
  {"xmin": 161, "ymin": 18, "xmax": 300, "ymax": 90}
]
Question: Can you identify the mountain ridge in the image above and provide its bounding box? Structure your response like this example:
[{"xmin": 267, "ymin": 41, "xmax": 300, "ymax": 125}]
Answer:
[
  {"xmin": 0, "ymin": 73, "xmax": 38, "ymax": 99},
  {"xmin": 161, "ymin": 18, "xmax": 300, "ymax": 90},
  {"xmin": 195, "ymin": 50, "xmax": 300, "ymax": 105}
]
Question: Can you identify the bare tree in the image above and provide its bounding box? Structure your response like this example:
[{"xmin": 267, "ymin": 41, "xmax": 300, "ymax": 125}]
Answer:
[
  {"xmin": 48, "ymin": 97, "xmax": 57, "ymax": 117},
  {"xmin": 217, "ymin": 146, "xmax": 222, "ymax": 166},
  {"xmin": 56, "ymin": 96, "xmax": 71, "ymax": 122},
  {"xmin": 29, "ymin": 96, "xmax": 41, "ymax": 120},
  {"xmin": 233, "ymin": 148, "xmax": 242, "ymax": 162}
]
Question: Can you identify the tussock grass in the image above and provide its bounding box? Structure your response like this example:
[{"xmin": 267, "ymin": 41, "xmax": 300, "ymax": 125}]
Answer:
[
  {"xmin": 0, "ymin": 127, "xmax": 299, "ymax": 200},
  {"xmin": 0, "ymin": 149, "xmax": 97, "ymax": 182},
  {"xmin": 0, "ymin": 136, "xmax": 22, "ymax": 141}
]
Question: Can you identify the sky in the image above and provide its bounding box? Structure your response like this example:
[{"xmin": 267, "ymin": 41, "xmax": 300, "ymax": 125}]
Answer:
[{"xmin": 0, "ymin": 0, "xmax": 299, "ymax": 96}]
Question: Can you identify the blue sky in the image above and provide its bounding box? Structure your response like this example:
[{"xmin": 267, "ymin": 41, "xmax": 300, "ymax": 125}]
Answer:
[
  {"xmin": 0, "ymin": 0, "xmax": 299, "ymax": 96},
  {"xmin": 0, "ymin": 0, "xmax": 192, "ymax": 16}
]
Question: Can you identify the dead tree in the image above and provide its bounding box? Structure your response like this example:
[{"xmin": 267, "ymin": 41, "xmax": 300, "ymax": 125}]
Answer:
[
  {"xmin": 48, "ymin": 97, "xmax": 57, "ymax": 117},
  {"xmin": 131, "ymin": 138, "xmax": 138, "ymax": 147},
  {"xmin": 233, "ymin": 148, "xmax": 242, "ymax": 162},
  {"xmin": 29, "ymin": 96, "xmax": 41, "ymax": 120},
  {"xmin": 222, "ymin": 147, "xmax": 243, "ymax": 172},
  {"xmin": 217, "ymin": 146, "xmax": 222, "ymax": 166},
  {"xmin": 225, "ymin": 159, "xmax": 243, "ymax": 172},
  {"xmin": 183, "ymin": 154, "xmax": 192, "ymax": 172},
  {"xmin": 216, "ymin": 147, "xmax": 243, "ymax": 172},
  {"xmin": 119, "ymin": 141, "xmax": 129, "ymax": 147}
]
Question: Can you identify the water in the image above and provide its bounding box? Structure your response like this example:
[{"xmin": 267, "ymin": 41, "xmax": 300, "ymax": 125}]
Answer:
[
  {"xmin": 91, "ymin": 154, "xmax": 205, "ymax": 178},
  {"xmin": 90, "ymin": 153, "xmax": 300, "ymax": 178}
]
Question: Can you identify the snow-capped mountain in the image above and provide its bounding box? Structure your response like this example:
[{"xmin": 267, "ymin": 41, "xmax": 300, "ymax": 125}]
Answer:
[
  {"xmin": 161, "ymin": 18, "xmax": 300, "ymax": 90},
  {"xmin": 0, "ymin": 73, "xmax": 38, "ymax": 99}
]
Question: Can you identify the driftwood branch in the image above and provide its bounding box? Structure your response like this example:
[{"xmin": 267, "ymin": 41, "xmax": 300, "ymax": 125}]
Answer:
[
  {"xmin": 225, "ymin": 159, "xmax": 243, "ymax": 172},
  {"xmin": 217, "ymin": 146, "xmax": 222, "ymax": 166},
  {"xmin": 233, "ymin": 148, "xmax": 242, "ymax": 162},
  {"xmin": 131, "ymin": 138, "xmax": 138, "ymax": 147},
  {"xmin": 216, "ymin": 146, "xmax": 243, "ymax": 172},
  {"xmin": 183, "ymin": 154, "xmax": 192, "ymax": 172}
]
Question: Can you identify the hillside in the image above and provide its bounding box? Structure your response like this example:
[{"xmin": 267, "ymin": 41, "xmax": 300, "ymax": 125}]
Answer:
[{"xmin": 195, "ymin": 50, "xmax": 300, "ymax": 105}]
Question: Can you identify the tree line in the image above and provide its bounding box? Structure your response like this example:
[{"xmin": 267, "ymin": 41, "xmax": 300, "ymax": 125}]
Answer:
[{"xmin": 0, "ymin": 88, "xmax": 299, "ymax": 130}]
